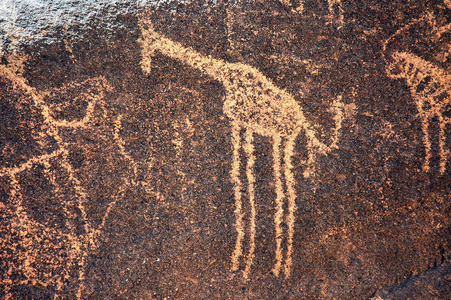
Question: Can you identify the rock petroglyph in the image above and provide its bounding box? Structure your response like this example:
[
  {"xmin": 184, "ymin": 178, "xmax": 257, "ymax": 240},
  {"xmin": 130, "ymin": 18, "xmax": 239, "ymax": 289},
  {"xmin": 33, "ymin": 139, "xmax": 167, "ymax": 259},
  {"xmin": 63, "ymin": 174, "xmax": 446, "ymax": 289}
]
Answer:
[
  {"xmin": 279, "ymin": 0, "xmax": 304, "ymax": 13},
  {"xmin": 0, "ymin": 55, "xmax": 113, "ymax": 299},
  {"xmin": 384, "ymin": 18, "xmax": 451, "ymax": 174},
  {"xmin": 138, "ymin": 19, "xmax": 345, "ymax": 278},
  {"xmin": 114, "ymin": 114, "xmax": 139, "ymax": 181},
  {"xmin": 327, "ymin": 0, "xmax": 344, "ymax": 25},
  {"xmin": 279, "ymin": 0, "xmax": 343, "ymax": 23}
]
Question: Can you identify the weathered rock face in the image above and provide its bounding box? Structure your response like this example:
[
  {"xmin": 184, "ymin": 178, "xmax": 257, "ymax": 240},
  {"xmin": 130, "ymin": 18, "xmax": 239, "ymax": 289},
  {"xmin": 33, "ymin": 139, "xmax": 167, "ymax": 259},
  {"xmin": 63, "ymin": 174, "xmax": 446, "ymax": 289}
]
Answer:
[{"xmin": 1, "ymin": 1, "xmax": 450, "ymax": 299}]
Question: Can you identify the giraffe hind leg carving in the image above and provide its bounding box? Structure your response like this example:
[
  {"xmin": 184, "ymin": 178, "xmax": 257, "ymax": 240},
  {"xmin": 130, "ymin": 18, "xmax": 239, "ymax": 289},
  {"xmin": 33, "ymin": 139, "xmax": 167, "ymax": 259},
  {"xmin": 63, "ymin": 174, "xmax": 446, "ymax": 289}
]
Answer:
[
  {"xmin": 272, "ymin": 134, "xmax": 284, "ymax": 277},
  {"xmin": 243, "ymin": 129, "xmax": 256, "ymax": 279}
]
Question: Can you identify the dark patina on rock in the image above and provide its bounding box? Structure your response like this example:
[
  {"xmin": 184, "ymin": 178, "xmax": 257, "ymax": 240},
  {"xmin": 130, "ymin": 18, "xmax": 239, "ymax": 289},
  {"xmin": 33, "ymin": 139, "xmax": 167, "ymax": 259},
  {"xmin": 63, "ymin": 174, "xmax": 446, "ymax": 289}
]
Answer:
[{"xmin": 1, "ymin": 1, "xmax": 450, "ymax": 299}]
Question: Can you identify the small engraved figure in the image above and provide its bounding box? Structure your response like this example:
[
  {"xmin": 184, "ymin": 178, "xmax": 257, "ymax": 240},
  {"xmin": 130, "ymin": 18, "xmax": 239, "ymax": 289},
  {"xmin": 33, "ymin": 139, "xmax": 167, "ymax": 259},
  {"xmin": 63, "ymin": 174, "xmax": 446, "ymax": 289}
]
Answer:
[
  {"xmin": 384, "ymin": 16, "xmax": 451, "ymax": 174},
  {"xmin": 386, "ymin": 51, "xmax": 451, "ymax": 174}
]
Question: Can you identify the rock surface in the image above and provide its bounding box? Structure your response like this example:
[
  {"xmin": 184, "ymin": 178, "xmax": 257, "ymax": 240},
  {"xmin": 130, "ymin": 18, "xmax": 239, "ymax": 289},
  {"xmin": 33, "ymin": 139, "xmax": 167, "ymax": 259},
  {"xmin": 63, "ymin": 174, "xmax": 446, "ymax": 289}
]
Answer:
[{"xmin": 1, "ymin": 0, "xmax": 450, "ymax": 299}]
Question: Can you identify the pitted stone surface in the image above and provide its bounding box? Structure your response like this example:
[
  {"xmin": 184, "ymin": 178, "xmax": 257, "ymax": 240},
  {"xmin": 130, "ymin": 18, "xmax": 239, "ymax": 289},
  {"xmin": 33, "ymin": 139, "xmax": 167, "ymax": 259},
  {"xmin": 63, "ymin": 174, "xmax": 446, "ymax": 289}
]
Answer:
[{"xmin": 1, "ymin": 1, "xmax": 450, "ymax": 299}]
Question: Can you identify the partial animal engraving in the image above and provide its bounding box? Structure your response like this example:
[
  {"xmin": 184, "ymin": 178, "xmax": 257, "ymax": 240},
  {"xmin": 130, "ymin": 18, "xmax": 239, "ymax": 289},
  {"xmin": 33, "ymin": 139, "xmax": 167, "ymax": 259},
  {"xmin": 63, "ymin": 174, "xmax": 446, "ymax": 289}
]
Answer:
[
  {"xmin": 279, "ymin": 0, "xmax": 304, "ymax": 13},
  {"xmin": 279, "ymin": 0, "xmax": 343, "ymax": 24},
  {"xmin": 327, "ymin": 0, "xmax": 344, "ymax": 25},
  {"xmin": 0, "ymin": 58, "xmax": 113, "ymax": 299},
  {"xmin": 386, "ymin": 51, "xmax": 451, "ymax": 174},
  {"xmin": 138, "ymin": 20, "xmax": 345, "ymax": 278},
  {"xmin": 383, "ymin": 14, "xmax": 451, "ymax": 174}
]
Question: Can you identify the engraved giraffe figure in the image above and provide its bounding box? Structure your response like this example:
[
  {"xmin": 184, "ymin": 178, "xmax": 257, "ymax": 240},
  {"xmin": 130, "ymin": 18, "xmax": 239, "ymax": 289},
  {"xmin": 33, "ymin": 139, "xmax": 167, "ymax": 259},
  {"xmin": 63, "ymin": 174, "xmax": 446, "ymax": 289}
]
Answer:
[
  {"xmin": 385, "ymin": 51, "xmax": 451, "ymax": 174},
  {"xmin": 138, "ymin": 20, "xmax": 344, "ymax": 278},
  {"xmin": 383, "ymin": 17, "xmax": 451, "ymax": 174}
]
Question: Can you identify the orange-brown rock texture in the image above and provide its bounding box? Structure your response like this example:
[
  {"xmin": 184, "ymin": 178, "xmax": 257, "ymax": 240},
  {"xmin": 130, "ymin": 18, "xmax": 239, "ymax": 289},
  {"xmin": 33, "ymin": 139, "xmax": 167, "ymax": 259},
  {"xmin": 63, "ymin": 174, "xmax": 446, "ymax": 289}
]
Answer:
[{"xmin": 1, "ymin": 1, "xmax": 450, "ymax": 299}]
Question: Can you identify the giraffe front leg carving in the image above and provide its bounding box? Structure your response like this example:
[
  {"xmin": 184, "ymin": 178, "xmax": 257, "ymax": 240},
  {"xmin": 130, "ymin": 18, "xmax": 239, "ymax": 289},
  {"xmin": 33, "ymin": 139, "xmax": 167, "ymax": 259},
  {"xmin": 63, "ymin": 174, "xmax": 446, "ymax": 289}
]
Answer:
[
  {"xmin": 230, "ymin": 127, "xmax": 257, "ymax": 279},
  {"xmin": 230, "ymin": 122, "xmax": 244, "ymax": 272},
  {"xmin": 283, "ymin": 133, "xmax": 298, "ymax": 278}
]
